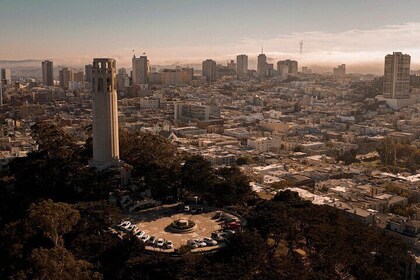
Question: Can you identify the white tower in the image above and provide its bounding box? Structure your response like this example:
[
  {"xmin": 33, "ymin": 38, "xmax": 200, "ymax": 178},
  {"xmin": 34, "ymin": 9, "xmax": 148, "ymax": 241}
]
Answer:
[{"xmin": 91, "ymin": 58, "xmax": 120, "ymax": 170}]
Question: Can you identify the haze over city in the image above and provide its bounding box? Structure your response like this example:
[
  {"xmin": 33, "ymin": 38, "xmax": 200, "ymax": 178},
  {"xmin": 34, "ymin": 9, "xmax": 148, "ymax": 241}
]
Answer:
[
  {"xmin": 2, "ymin": 0, "xmax": 420, "ymax": 73},
  {"xmin": 1, "ymin": 1, "xmax": 420, "ymax": 279}
]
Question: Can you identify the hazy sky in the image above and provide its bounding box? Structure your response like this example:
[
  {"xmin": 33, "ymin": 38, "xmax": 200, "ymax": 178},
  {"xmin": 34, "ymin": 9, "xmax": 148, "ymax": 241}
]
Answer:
[{"xmin": 1, "ymin": 0, "xmax": 420, "ymax": 73}]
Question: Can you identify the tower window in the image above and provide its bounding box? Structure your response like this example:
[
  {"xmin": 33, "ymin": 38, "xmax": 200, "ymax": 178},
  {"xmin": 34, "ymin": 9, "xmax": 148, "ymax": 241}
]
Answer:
[
  {"xmin": 107, "ymin": 78, "xmax": 112, "ymax": 91},
  {"xmin": 98, "ymin": 78, "xmax": 103, "ymax": 91}
]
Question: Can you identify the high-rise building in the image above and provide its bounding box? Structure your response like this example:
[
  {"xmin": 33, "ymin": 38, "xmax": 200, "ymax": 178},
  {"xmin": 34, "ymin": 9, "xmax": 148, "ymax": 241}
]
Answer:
[
  {"xmin": 73, "ymin": 71, "xmax": 84, "ymax": 82},
  {"xmin": 333, "ymin": 64, "xmax": 346, "ymax": 76},
  {"xmin": 116, "ymin": 68, "xmax": 130, "ymax": 93},
  {"xmin": 202, "ymin": 59, "xmax": 217, "ymax": 82},
  {"xmin": 181, "ymin": 68, "xmax": 194, "ymax": 84},
  {"xmin": 85, "ymin": 64, "xmax": 93, "ymax": 83},
  {"xmin": 132, "ymin": 55, "xmax": 149, "ymax": 85},
  {"xmin": 58, "ymin": 68, "xmax": 73, "ymax": 89},
  {"xmin": 236, "ymin": 54, "xmax": 248, "ymax": 77},
  {"xmin": 150, "ymin": 67, "xmax": 193, "ymax": 86},
  {"xmin": 227, "ymin": 60, "xmax": 236, "ymax": 71},
  {"xmin": 384, "ymin": 52, "xmax": 410, "ymax": 99},
  {"xmin": 257, "ymin": 53, "xmax": 267, "ymax": 77},
  {"xmin": 277, "ymin": 60, "xmax": 298, "ymax": 74},
  {"xmin": 42, "ymin": 60, "xmax": 54, "ymax": 86},
  {"xmin": 91, "ymin": 58, "xmax": 120, "ymax": 170},
  {"xmin": 0, "ymin": 68, "xmax": 11, "ymax": 85},
  {"xmin": 148, "ymin": 72, "xmax": 162, "ymax": 85}
]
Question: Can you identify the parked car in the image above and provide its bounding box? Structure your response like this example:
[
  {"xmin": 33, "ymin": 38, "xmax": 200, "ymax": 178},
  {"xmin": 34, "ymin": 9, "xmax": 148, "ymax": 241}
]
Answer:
[
  {"xmin": 165, "ymin": 240, "xmax": 174, "ymax": 249},
  {"xmin": 218, "ymin": 231, "xmax": 229, "ymax": 238},
  {"xmin": 225, "ymin": 222, "xmax": 241, "ymax": 230},
  {"xmin": 220, "ymin": 216, "xmax": 235, "ymax": 223},
  {"xmin": 184, "ymin": 205, "xmax": 190, "ymax": 212},
  {"xmin": 135, "ymin": 231, "xmax": 145, "ymax": 238},
  {"xmin": 212, "ymin": 211, "xmax": 223, "ymax": 219},
  {"xmin": 132, "ymin": 227, "xmax": 141, "ymax": 235},
  {"xmin": 223, "ymin": 229, "xmax": 236, "ymax": 235},
  {"xmin": 140, "ymin": 235, "xmax": 150, "ymax": 242},
  {"xmin": 147, "ymin": 236, "xmax": 157, "ymax": 245},
  {"xmin": 194, "ymin": 239, "xmax": 207, "ymax": 247},
  {"xmin": 126, "ymin": 224, "xmax": 136, "ymax": 231},
  {"xmin": 211, "ymin": 233, "xmax": 225, "ymax": 242},
  {"xmin": 190, "ymin": 207, "xmax": 197, "ymax": 213},
  {"xmin": 203, "ymin": 237, "xmax": 218, "ymax": 246},
  {"xmin": 121, "ymin": 222, "xmax": 132, "ymax": 230},
  {"xmin": 187, "ymin": 240, "xmax": 199, "ymax": 248},
  {"xmin": 118, "ymin": 221, "xmax": 131, "ymax": 228},
  {"xmin": 156, "ymin": 238, "xmax": 165, "ymax": 247}
]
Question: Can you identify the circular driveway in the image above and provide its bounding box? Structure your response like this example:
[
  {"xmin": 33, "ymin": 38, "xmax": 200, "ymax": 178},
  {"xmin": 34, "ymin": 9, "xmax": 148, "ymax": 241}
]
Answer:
[{"xmin": 125, "ymin": 205, "xmax": 223, "ymax": 250}]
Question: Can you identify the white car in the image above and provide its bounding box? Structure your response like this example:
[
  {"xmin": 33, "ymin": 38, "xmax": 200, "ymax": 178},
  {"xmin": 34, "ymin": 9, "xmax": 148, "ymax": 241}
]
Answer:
[
  {"xmin": 126, "ymin": 224, "xmax": 136, "ymax": 231},
  {"xmin": 223, "ymin": 229, "xmax": 235, "ymax": 235},
  {"xmin": 132, "ymin": 227, "xmax": 141, "ymax": 235},
  {"xmin": 203, "ymin": 237, "xmax": 217, "ymax": 246},
  {"xmin": 120, "ymin": 222, "xmax": 132, "ymax": 229},
  {"xmin": 211, "ymin": 233, "xmax": 225, "ymax": 242},
  {"xmin": 118, "ymin": 221, "xmax": 131, "ymax": 228},
  {"xmin": 194, "ymin": 239, "xmax": 207, "ymax": 247},
  {"xmin": 135, "ymin": 231, "xmax": 145, "ymax": 238},
  {"xmin": 165, "ymin": 240, "xmax": 174, "ymax": 249},
  {"xmin": 141, "ymin": 235, "xmax": 150, "ymax": 242},
  {"xmin": 184, "ymin": 205, "xmax": 190, "ymax": 212},
  {"xmin": 147, "ymin": 236, "xmax": 157, "ymax": 245},
  {"xmin": 156, "ymin": 238, "xmax": 165, "ymax": 247},
  {"xmin": 187, "ymin": 240, "xmax": 198, "ymax": 248}
]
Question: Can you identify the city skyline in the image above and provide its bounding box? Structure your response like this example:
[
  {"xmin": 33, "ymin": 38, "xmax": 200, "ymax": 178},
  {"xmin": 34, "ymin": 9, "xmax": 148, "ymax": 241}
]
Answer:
[{"xmin": 1, "ymin": 1, "xmax": 420, "ymax": 73}]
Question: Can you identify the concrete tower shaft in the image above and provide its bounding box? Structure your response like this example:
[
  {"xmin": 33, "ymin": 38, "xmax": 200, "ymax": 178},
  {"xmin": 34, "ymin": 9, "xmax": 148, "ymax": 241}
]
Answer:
[{"xmin": 91, "ymin": 58, "xmax": 120, "ymax": 169}]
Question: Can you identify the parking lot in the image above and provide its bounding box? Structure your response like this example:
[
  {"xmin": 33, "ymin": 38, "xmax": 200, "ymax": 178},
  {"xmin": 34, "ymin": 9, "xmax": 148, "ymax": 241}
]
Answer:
[{"xmin": 122, "ymin": 204, "xmax": 228, "ymax": 252}]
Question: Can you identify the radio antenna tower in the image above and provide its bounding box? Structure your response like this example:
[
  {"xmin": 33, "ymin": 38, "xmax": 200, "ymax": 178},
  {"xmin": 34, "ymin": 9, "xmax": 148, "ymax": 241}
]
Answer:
[{"xmin": 299, "ymin": 40, "xmax": 303, "ymax": 54}]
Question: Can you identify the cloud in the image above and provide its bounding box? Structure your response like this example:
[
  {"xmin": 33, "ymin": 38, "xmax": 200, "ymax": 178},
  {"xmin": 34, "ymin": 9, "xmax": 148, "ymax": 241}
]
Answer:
[
  {"xmin": 231, "ymin": 22, "xmax": 420, "ymax": 73},
  {"xmin": 44, "ymin": 22, "xmax": 420, "ymax": 74}
]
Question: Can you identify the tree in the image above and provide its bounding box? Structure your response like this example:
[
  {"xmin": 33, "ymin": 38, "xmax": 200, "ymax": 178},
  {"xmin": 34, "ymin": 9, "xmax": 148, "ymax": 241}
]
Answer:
[
  {"xmin": 246, "ymin": 191, "xmax": 413, "ymax": 279},
  {"xmin": 119, "ymin": 130, "xmax": 181, "ymax": 177},
  {"xmin": 377, "ymin": 137, "xmax": 420, "ymax": 172},
  {"xmin": 270, "ymin": 179, "xmax": 293, "ymax": 190},
  {"xmin": 337, "ymin": 150, "xmax": 360, "ymax": 165},
  {"xmin": 30, "ymin": 121, "xmax": 77, "ymax": 159},
  {"xmin": 119, "ymin": 130, "xmax": 182, "ymax": 199},
  {"xmin": 26, "ymin": 200, "xmax": 80, "ymax": 247},
  {"xmin": 293, "ymin": 145, "xmax": 303, "ymax": 153},
  {"xmin": 181, "ymin": 155, "xmax": 216, "ymax": 197},
  {"xmin": 28, "ymin": 247, "xmax": 102, "ymax": 280},
  {"xmin": 211, "ymin": 166, "xmax": 253, "ymax": 206},
  {"xmin": 9, "ymin": 122, "xmax": 119, "ymax": 203},
  {"xmin": 236, "ymin": 156, "xmax": 254, "ymax": 166}
]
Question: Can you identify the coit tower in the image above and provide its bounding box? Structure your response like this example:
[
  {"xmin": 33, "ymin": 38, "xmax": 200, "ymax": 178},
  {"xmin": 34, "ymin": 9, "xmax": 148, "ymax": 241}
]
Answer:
[{"xmin": 91, "ymin": 58, "xmax": 119, "ymax": 170}]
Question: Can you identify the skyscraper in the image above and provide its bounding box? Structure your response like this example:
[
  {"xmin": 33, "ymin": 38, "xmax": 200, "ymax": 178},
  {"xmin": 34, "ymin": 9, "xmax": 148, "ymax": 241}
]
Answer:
[
  {"xmin": 91, "ymin": 58, "xmax": 120, "ymax": 170},
  {"xmin": 59, "ymin": 68, "xmax": 73, "ymax": 89},
  {"xmin": 257, "ymin": 53, "xmax": 267, "ymax": 77},
  {"xmin": 132, "ymin": 55, "xmax": 149, "ymax": 85},
  {"xmin": 116, "ymin": 68, "xmax": 130, "ymax": 93},
  {"xmin": 0, "ymin": 68, "xmax": 11, "ymax": 85},
  {"xmin": 73, "ymin": 71, "xmax": 84, "ymax": 82},
  {"xmin": 236, "ymin": 54, "xmax": 248, "ymax": 77},
  {"xmin": 383, "ymin": 52, "xmax": 410, "ymax": 99},
  {"xmin": 85, "ymin": 64, "xmax": 93, "ymax": 83},
  {"xmin": 333, "ymin": 64, "xmax": 346, "ymax": 76},
  {"xmin": 277, "ymin": 60, "xmax": 298, "ymax": 74},
  {"xmin": 202, "ymin": 59, "xmax": 217, "ymax": 82},
  {"xmin": 42, "ymin": 60, "xmax": 54, "ymax": 86}
]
